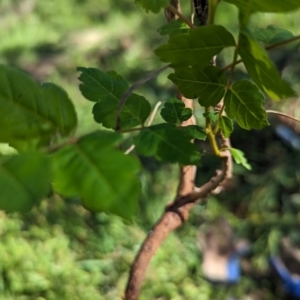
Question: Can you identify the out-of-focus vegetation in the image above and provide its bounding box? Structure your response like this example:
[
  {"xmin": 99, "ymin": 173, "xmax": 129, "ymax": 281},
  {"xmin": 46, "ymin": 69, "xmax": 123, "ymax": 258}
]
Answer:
[{"xmin": 1, "ymin": 0, "xmax": 300, "ymax": 299}]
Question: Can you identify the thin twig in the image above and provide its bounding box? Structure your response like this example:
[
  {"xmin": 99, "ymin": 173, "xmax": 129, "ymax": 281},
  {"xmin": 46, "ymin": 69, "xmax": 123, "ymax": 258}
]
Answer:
[
  {"xmin": 147, "ymin": 101, "xmax": 162, "ymax": 126},
  {"xmin": 166, "ymin": 4, "xmax": 196, "ymax": 29},
  {"xmin": 124, "ymin": 101, "xmax": 162, "ymax": 154},
  {"xmin": 267, "ymin": 110, "xmax": 300, "ymax": 123},
  {"xmin": 124, "ymin": 151, "xmax": 231, "ymax": 300},
  {"xmin": 115, "ymin": 65, "xmax": 169, "ymax": 131}
]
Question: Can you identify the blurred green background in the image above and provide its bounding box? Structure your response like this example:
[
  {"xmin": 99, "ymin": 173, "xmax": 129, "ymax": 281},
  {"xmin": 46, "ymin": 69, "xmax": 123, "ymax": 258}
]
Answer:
[{"xmin": 1, "ymin": 0, "xmax": 300, "ymax": 299}]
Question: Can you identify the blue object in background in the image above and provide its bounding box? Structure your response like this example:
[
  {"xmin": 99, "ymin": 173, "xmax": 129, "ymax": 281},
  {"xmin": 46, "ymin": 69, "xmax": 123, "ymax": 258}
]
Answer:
[
  {"xmin": 227, "ymin": 253, "xmax": 240, "ymax": 284},
  {"xmin": 270, "ymin": 256, "xmax": 300, "ymax": 298},
  {"xmin": 275, "ymin": 124, "xmax": 300, "ymax": 150}
]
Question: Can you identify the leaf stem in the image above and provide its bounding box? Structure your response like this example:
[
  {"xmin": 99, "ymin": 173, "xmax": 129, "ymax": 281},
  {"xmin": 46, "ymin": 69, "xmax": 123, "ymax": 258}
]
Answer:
[
  {"xmin": 207, "ymin": 0, "xmax": 218, "ymax": 25},
  {"xmin": 166, "ymin": 4, "xmax": 195, "ymax": 29},
  {"xmin": 213, "ymin": 104, "xmax": 225, "ymax": 135},
  {"xmin": 266, "ymin": 110, "xmax": 300, "ymax": 123},
  {"xmin": 205, "ymin": 107, "xmax": 220, "ymax": 156}
]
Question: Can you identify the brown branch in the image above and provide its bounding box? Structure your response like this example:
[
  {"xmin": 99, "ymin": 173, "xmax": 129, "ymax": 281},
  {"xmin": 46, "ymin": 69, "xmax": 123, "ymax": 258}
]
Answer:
[
  {"xmin": 124, "ymin": 150, "xmax": 231, "ymax": 300},
  {"xmin": 124, "ymin": 2, "xmax": 233, "ymax": 299}
]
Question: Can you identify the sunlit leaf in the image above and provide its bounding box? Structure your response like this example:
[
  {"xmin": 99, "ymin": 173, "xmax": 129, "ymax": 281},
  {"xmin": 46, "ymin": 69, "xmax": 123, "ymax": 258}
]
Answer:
[
  {"xmin": 169, "ymin": 65, "xmax": 227, "ymax": 106},
  {"xmin": 160, "ymin": 98, "xmax": 192, "ymax": 124},
  {"xmin": 180, "ymin": 125, "xmax": 207, "ymax": 140},
  {"xmin": 134, "ymin": 0, "xmax": 168, "ymax": 13},
  {"xmin": 230, "ymin": 148, "xmax": 252, "ymax": 170},
  {"xmin": 224, "ymin": 0, "xmax": 300, "ymax": 23},
  {"xmin": 0, "ymin": 64, "xmax": 77, "ymax": 151},
  {"xmin": 52, "ymin": 131, "xmax": 140, "ymax": 219},
  {"xmin": 78, "ymin": 67, "xmax": 151, "ymax": 129},
  {"xmin": 253, "ymin": 25, "xmax": 294, "ymax": 44},
  {"xmin": 238, "ymin": 28, "xmax": 295, "ymax": 100},
  {"xmin": 133, "ymin": 124, "xmax": 200, "ymax": 165},
  {"xmin": 0, "ymin": 152, "xmax": 50, "ymax": 212},
  {"xmin": 157, "ymin": 19, "xmax": 190, "ymax": 36},
  {"xmin": 155, "ymin": 25, "xmax": 235, "ymax": 67},
  {"xmin": 219, "ymin": 116, "xmax": 234, "ymax": 138},
  {"xmin": 224, "ymin": 80, "xmax": 269, "ymax": 130}
]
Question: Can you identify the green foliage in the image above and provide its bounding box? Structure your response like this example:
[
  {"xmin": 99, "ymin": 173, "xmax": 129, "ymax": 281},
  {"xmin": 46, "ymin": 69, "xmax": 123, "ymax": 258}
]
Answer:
[
  {"xmin": 224, "ymin": 80, "xmax": 269, "ymax": 130},
  {"xmin": 253, "ymin": 25, "xmax": 294, "ymax": 44},
  {"xmin": 77, "ymin": 67, "xmax": 151, "ymax": 129},
  {"xmin": 155, "ymin": 25, "xmax": 236, "ymax": 67},
  {"xmin": 238, "ymin": 27, "xmax": 295, "ymax": 100},
  {"xmin": 160, "ymin": 98, "xmax": 192, "ymax": 124},
  {"xmin": 0, "ymin": 64, "xmax": 77, "ymax": 151},
  {"xmin": 230, "ymin": 147, "xmax": 251, "ymax": 170},
  {"xmin": 157, "ymin": 19, "xmax": 190, "ymax": 36},
  {"xmin": 219, "ymin": 116, "xmax": 233, "ymax": 138},
  {"xmin": 52, "ymin": 131, "xmax": 140, "ymax": 218},
  {"xmin": 133, "ymin": 124, "xmax": 201, "ymax": 164},
  {"xmin": 224, "ymin": 0, "xmax": 300, "ymax": 23},
  {"xmin": 0, "ymin": 0, "xmax": 300, "ymax": 299},
  {"xmin": 180, "ymin": 125, "xmax": 207, "ymax": 140},
  {"xmin": 0, "ymin": 153, "xmax": 50, "ymax": 212},
  {"xmin": 168, "ymin": 65, "xmax": 227, "ymax": 106},
  {"xmin": 134, "ymin": 0, "xmax": 168, "ymax": 13}
]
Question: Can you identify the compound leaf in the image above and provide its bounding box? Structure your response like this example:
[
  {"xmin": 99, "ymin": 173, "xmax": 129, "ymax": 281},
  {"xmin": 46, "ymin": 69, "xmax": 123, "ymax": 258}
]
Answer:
[
  {"xmin": 52, "ymin": 131, "xmax": 140, "ymax": 219},
  {"xmin": 133, "ymin": 124, "xmax": 200, "ymax": 165},
  {"xmin": 78, "ymin": 67, "xmax": 151, "ymax": 129},
  {"xmin": 134, "ymin": 0, "xmax": 168, "ymax": 13},
  {"xmin": 155, "ymin": 25, "xmax": 235, "ymax": 67},
  {"xmin": 253, "ymin": 25, "xmax": 294, "ymax": 44},
  {"xmin": 224, "ymin": 80, "xmax": 269, "ymax": 130},
  {"xmin": 169, "ymin": 65, "xmax": 227, "ymax": 106},
  {"xmin": 238, "ymin": 28, "xmax": 295, "ymax": 100},
  {"xmin": 160, "ymin": 98, "xmax": 192, "ymax": 124},
  {"xmin": 0, "ymin": 152, "xmax": 50, "ymax": 212}
]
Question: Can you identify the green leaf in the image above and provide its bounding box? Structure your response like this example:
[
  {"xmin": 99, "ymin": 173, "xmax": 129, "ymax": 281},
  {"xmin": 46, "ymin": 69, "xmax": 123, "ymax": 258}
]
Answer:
[
  {"xmin": 157, "ymin": 19, "xmax": 190, "ymax": 36},
  {"xmin": 168, "ymin": 65, "xmax": 227, "ymax": 106},
  {"xmin": 160, "ymin": 98, "xmax": 192, "ymax": 124},
  {"xmin": 224, "ymin": 0, "xmax": 300, "ymax": 23},
  {"xmin": 180, "ymin": 125, "xmax": 207, "ymax": 140},
  {"xmin": 41, "ymin": 82, "xmax": 77, "ymax": 136},
  {"xmin": 134, "ymin": 0, "xmax": 168, "ymax": 13},
  {"xmin": 0, "ymin": 152, "xmax": 50, "ymax": 212},
  {"xmin": 203, "ymin": 112, "xmax": 219, "ymax": 122},
  {"xmin": 155, "ymin": 25, "xmax": 235, "ymax": 67},
  {"xmin": 0, "ymin": 64, "xmax": 77, "ymax": 150},
  {"xmin": 224, "ymin": 80, "xmax": 269, "ymax": 130},
  {"xmin": 219, "ymin": 116, "xmax": 233, "ymax": 138},
  {"xmin": 133, "ymin": 124, "xmax": 200, "ymax": 165},
  {"xmin": 52, "ymin": 131, "xmax": 140, "ymax": 219},
  {"xmin": 253, "ymin": 25, "xmax": 294, "ymax": 44},
  {"xmin": 78, "ymin": 67, "xmax": 151, "ymax": 129},
  {"xmin": 230, "ymin": 148, "xmax": 252, "ymax": 170},
  {"xmin": 238, "ymin": 28, "xmax": 295, "ymax": 100}
]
